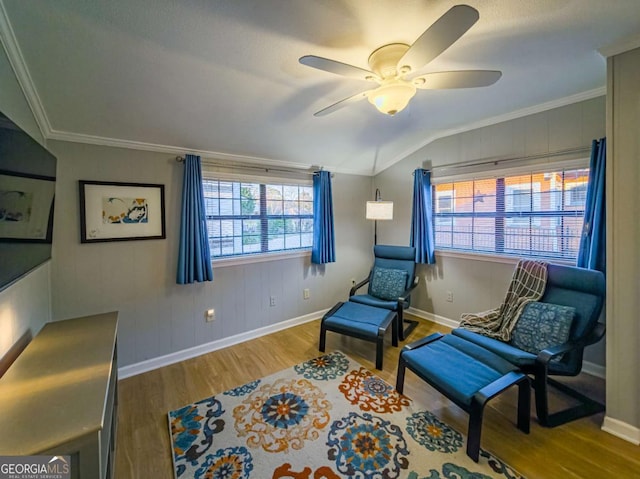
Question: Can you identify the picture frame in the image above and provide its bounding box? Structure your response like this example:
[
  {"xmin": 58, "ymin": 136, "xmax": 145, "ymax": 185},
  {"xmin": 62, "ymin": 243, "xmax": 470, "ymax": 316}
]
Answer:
[
  {"xmin": 0, "ymin": 170, "xmax": 55, "ymax": 243},
  {"xmin": 79, "ymin": 180, "xmax": 166, "ymax": 243}
]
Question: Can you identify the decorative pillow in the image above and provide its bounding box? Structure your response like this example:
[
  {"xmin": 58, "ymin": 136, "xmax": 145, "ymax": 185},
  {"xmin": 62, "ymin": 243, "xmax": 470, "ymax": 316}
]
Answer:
[
  {"xmin": 510, "ymin": 302, "xmax": 575, "ymax": 355},
  {"xmin": 369, "ymin": 267, "xmax": 408, "ymax": 301}
]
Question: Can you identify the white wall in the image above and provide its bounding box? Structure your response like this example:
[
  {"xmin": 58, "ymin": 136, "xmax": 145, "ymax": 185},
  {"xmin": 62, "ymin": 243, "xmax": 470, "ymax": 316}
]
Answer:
[
  {"xmin": 0, "ymin": 263, "xmax": 51, "ymax": 359},
  {"xmin": 604, "ymin": 46, "xmax": 640, "ymax": 438},
  {"xmin": 48, "ymin": 140, "xmax": 374, "ymax": 367},
  {"xmin": 375, "ymin": 96, "xmax": 606, "ymax": 366}
]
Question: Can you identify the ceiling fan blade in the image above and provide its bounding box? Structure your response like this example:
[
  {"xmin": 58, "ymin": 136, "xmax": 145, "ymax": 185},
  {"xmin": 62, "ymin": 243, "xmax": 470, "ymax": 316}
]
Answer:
[
  {"xmin": 299, "ymin": 55, "xmax": 378, "ymax": 82},
  {"xmin": 314, "ymin": 90, "xmax": 371, "ymax": 117},
  {"xmin": 399, "ymin": 5, "xmax": 479, "ymax": 73},
  {"xmin": 413, "ymin": 70, "xmax": 502, "ymax": 89}
]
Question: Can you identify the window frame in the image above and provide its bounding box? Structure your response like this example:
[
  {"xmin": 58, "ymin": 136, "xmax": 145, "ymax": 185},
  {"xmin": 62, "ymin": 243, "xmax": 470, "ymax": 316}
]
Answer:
[
  {"xmin": 201, "ymin": 173, "xmax": 314, "ymax": 263},
  {"xmin": 431, "ymin": 162, "xmax": 589, "ymax": 262}
]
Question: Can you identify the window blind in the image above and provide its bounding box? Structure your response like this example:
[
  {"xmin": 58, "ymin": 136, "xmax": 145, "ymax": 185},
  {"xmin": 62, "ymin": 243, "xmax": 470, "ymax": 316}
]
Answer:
[{"xmin": 433, "ymin": 165, "xmax": 589, "ymax": 261}]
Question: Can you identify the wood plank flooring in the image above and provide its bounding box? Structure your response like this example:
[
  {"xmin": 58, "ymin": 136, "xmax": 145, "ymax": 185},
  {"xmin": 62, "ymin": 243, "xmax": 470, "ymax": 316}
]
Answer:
[{"xmin": 115, "ymin": 316, "xmax": 640, "ymax": 478}]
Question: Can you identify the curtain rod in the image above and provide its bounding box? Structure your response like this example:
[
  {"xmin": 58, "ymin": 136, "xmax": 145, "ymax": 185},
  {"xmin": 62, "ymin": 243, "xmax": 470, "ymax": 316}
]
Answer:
[
  {"xmin": 175, "ymin": 156, "xmax": 331, "ymax": 177},
  {"xmin": 426, "ymin": 146, "xmax": 592, "ymax": 173}
]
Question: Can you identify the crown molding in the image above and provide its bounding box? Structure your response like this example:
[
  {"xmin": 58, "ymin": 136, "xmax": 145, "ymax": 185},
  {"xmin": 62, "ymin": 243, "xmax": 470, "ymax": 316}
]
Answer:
[
  {"xmin": 599, "ymin": 33, "xmax": 640, "ymax": 58},
  {"xmin": 0, "ymin": 0, "xmax": 52, "ymax": 138},
  {"xmin": 47, "ymin": 87, "xmax": 605, "ymax": 179},
  {"xmin": 46, "ymin": 128, "xmax": 373, "ymax": 177},
  {"xmin": 373, "ymin": 86, "xmax": 606, "ymax": 175}
]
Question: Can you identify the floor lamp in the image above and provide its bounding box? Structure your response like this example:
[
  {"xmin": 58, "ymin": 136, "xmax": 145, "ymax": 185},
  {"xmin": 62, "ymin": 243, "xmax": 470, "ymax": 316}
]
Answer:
[
  {"xmin": 366, "ymin": 188, "xmax": 418, "ymax": 339},
  {"xmin": 366, "ymin": 188, "xmax": 393, "ymax": 245}
]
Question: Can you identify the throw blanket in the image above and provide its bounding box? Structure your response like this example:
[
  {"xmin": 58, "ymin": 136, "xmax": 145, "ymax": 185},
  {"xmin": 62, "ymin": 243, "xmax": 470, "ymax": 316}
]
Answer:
[{"xmin": 459, "ymin": 259, "xmax": 548, "ymax": 341}]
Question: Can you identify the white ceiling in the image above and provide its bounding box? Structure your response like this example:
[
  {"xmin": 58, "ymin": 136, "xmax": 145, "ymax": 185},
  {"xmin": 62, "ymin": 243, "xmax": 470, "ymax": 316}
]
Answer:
[{"xmin": 1, "ymin": 0, "xmax": 639, "ymax": 175}]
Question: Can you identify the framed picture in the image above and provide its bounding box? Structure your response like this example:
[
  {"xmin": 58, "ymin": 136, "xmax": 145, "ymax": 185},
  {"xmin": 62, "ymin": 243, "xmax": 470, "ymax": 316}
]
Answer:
[
  {"xmin": 0, "ymin": 170, "xmax": 55, "ymax": 242},
  {"xmin": 79, "ymin": 180, "xmax": 166, "ymax": 243}
]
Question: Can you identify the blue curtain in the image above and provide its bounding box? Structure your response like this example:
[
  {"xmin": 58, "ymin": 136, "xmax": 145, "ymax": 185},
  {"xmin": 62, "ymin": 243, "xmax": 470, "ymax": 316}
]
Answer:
[
  {"xmin": 311, "ymin": 170, "xmax": 336, "ymax": 264},
  {"xmin": 577, "ymin": 138, "xmax": 606, "ymax": 272},
  {"xmin": 410, "ymin": 168, "xmax": 436, "ymax": 264},
  {"xmin": 177, "ymin": 154, "xmax": 213, "ymax": 284}
]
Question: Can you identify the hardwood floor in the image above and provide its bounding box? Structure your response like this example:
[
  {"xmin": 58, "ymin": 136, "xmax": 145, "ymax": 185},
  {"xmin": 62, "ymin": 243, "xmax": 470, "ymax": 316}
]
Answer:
[{"xmin": 115, "ymin": 316, "xmax": 639, "ymax": 478}]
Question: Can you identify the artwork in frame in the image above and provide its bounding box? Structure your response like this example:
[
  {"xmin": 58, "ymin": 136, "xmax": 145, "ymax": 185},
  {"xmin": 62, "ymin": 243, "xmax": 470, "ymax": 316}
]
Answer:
[
  {"xmin": 0, "ymin": 170, "xmax": 55, "ymax": 242},
  {"xmin": 79, "ymin": 180, "xmax": 166, "ymax": 243}
]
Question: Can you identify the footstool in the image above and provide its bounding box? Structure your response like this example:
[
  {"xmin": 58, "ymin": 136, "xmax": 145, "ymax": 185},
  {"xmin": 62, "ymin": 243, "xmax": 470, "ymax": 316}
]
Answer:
[
  {"xmin": 396, "ymin": 332, "xmax": 530, "ymax": 462},
  {"xmin": 319, "ymin": 301, "xmax": 398, "ymax": 370}
]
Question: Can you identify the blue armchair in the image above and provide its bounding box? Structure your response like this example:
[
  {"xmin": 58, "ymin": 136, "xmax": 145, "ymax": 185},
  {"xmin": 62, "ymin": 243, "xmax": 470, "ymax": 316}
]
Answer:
[
  {"xmin": 349, "ymin": 245, "xmax": 419, "ymax": 341},
  {"xmin": 452, "ymin": 263, "xmax": 606, "ymax": 427}
]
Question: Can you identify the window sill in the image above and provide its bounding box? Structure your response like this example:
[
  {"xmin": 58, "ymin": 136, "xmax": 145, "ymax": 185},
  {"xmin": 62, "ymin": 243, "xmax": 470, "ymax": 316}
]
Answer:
[
  {"xmin": 435, "ymin": 250, "xmax": 576, "ymax": 266},
  {"xmin": 212, "ymin": 250, "xmax": 311, "ymax": 268}
]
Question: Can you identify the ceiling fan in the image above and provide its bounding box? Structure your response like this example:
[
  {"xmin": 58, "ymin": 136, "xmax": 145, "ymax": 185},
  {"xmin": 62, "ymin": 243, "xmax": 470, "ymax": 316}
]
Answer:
[{"xmin": 299, "ymin": 4, "xmax": 501, "ymax": 117}]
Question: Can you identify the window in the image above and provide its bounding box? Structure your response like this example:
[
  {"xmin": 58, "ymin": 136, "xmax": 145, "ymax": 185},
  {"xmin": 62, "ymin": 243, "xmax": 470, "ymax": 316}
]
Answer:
[
  {"xmin": 203, "ymin": 178, "xmax": 313, "ymax": 259},
  {"xmin": 564, "ymin": 181, "xmax": 588, "ymax": 207},
  {"xmin": 433, "ymin": 168, "xmax": 589, "ymax": 261},
  {"xmin": 505, "ymin": 180, "xmax": 541, "ymax": 227},
  {"xmin": 435, "ymin": 189, "xmax": 454, "ymax": 225}
]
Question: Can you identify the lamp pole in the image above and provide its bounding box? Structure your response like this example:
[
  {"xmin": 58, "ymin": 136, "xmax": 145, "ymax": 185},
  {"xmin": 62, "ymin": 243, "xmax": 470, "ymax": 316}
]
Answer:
[{"xmin": 374, "ymin": 188, "xmax": 381, "ymax": 245}]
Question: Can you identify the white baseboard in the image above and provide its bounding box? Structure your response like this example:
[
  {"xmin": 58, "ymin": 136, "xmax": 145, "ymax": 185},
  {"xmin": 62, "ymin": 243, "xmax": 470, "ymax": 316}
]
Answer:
[
  {"xmin": 118, "ymin": 309, "xmax": 327, "ymax": 379},
  {"xmin": 582, "ymin": 360, "xmax": 606, "ymax": 379},
  {"xmin": 407, "ymin": 307, "xmax": 607, "ymax": 379},
  {"xmin": 602, "ymin": 416, "xmax": 640, "ymax": 445},
  {"xmin": 406, "ymin": 307, "xmax": 460, "ymax": 330}
]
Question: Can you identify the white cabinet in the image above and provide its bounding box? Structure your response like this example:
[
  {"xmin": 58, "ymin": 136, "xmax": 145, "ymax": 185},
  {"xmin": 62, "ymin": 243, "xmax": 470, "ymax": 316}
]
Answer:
[{"xmin": 0, "ymin": 312, "xmax": 118, "ymax": 479}]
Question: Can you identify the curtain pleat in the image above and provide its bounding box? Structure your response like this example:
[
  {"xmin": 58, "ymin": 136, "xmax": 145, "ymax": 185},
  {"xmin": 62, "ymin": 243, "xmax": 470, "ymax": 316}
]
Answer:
[
  {"xmin": 410, "ymin": 168, "xmax": 436, "ymax": 264},
  {"xmin": 177, "ymin": 154, "xmax": 214, "ymax": 284},
  {"xmin": 577, "ymin": 138, "xmax": 606, "ymax": 272},
  {"xmin": 311, "ymin": 170, "xmax": 336, "ymax": 264}
]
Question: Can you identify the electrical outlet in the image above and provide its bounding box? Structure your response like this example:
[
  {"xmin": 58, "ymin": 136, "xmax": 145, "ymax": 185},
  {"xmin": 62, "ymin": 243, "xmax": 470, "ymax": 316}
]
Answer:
[
  {"xmin": 205, "ymin": 309, "xmax": 215, "ymax": 322},
  {"xmin": 303, "ymin": 288, "xmax": 310, "ymax": 299},
  {"xmin": 270, "ymin": 296, "xmax": 276, "ymax": 307},
  {"xmin": 446, "ymin": 291, "xmax": 454, "ymax": 302}
]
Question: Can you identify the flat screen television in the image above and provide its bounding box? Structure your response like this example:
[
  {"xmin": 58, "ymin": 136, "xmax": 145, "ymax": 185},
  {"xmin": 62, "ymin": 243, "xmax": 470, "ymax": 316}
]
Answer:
[{"xmin": 0, "ymin": 110, "xmax": 56, "ymax": 291}]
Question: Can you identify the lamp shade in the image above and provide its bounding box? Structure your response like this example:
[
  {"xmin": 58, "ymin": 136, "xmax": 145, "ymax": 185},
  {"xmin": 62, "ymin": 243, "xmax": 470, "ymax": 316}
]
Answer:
[
  {"xmin": 367, "ymin": 80, "xmax": 416, "ymax": 116},
  {"xmin": 366, "ymin": 201, "xmax": 394, "ymax": 220}
]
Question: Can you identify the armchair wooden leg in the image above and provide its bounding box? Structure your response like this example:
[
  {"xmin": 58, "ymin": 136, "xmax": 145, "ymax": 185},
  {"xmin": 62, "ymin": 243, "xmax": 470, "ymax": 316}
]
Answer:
[
  {"xmin": 467, "ymin": 401, "xmax": 483, "ymax": 463},
  {"xmin": 396, "ymin": 355, "xmax": 407, "ymax": 394},
  {"xmin": 319, "ymin": 322, "xmax": 327, "ymax": 353},
  {"xmin": 375, "ymin": 334, "xmax": 384, "ymax": 370},
  {"xmin": 517, "ymin": 376, "xmax": 531, "ymax": 433},
  {"xmin": 398, "ymin": 308, "xmax": 418, "ymax": 341},
  {"xmin": 534, "ymin": 365, "xmax": 550, "ymax": 426},
  {"xmin": 534, "ymin": 361, "xmax": 605, "ymax": 427},
  {"xmin": 391, "ymin": 313, "xmax": 399, "ymax": 348}
]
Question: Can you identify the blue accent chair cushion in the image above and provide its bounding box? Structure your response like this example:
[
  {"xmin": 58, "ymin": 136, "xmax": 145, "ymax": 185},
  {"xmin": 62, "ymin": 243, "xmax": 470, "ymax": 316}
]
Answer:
[
  {"xmin": 452, "ymin": 327, "xmax": 538, "ymax": 367},
  {"xmin": 323, "ymin": 301, "xmax": 393, "ymax": 340},
  {"xmin": 510, "ymin": 302, "xmax": 575, "ymax": 356},
  {"xmin": 401, "ymin": 334, "xmax": 519, "ymax": 407},
  {"xmin": 369, "ymin": 267, "xmax": 408, "ymax": 300}
]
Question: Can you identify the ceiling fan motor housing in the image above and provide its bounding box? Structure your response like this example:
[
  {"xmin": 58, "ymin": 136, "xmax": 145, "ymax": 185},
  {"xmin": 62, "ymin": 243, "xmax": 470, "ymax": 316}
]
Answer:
[{"xmin": 368, "ymin": 43, "xmax": 411, "ymax": 79}]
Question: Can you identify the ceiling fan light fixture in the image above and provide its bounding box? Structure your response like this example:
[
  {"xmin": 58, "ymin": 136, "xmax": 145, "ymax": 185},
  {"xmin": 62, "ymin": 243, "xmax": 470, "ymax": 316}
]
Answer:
[{"xmin": 368, "ymin": 80, "xmax": 416, "ymax": 116}]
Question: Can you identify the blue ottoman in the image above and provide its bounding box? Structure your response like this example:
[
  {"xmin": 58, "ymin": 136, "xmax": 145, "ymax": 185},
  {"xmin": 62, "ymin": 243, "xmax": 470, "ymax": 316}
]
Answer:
[
  {"xmin": 396, "ymin": 332, "xmax": 530, "ymax": 462},
  {"xmin": 320, "ymin": 301, "xmax": 398, "ymax": 370}
]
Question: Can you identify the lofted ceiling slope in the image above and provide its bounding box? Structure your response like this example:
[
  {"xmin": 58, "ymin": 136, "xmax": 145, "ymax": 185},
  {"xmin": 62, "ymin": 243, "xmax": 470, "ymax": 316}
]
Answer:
[{"xmin": 1, "ymin": 0, "xmax": 639, "ymax": 175}]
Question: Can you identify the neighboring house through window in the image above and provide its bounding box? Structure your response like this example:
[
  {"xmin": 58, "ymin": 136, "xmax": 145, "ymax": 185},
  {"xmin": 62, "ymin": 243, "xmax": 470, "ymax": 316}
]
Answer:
[
  {"xmin": 202, "ymin": 177, "xmax": 313, "ymax": 259},
  {"xmin": 432, "ymin": 167, "xmax": 589, "ymax": 261}
]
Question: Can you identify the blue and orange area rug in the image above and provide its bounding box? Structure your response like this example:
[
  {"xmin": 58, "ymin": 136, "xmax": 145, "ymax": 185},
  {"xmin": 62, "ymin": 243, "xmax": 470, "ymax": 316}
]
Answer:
[{"xmin": 168, "ymin": 351, "xmax": 524, "ymax": 479}]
